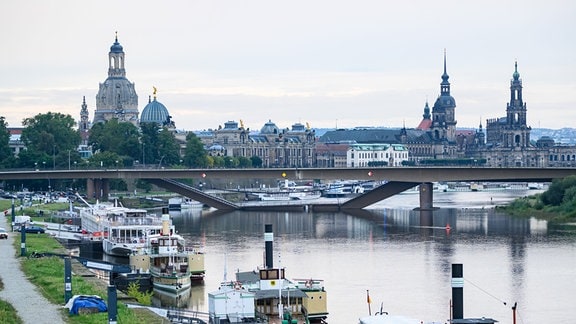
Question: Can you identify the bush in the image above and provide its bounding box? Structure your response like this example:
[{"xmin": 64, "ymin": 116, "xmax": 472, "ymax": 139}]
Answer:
[{"xmin": 126, "ymin": 282, "xmax": 152, "ymax": 306}]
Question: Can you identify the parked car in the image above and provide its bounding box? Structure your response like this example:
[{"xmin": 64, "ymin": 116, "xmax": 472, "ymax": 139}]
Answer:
[
  {"xmin": 0, "ymin": 228, "xmax": 8, "ymax": 239},
  {"xmin": 0, "ymin": 193, "xmax": 17, "ymax": 199},
  {"xmin": 24, "ymin": 226, "xmax": 45, "ymax": 234}
]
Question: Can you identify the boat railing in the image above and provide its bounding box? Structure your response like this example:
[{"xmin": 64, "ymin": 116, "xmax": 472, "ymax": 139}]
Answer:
[
  {"xmin": 109, "ymin": 217, "xmax": 163, "ymax": 226},
  {"xmin": 150, "ymin": 262, "xmax": 189, "ymax": 275},
  {"xmin": 293, "ymin": 278, "xmax": 325, "ymax": 290}
]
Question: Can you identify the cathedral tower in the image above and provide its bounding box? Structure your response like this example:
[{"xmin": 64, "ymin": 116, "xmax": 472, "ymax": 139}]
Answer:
[
  {"xmin": 93, "ymin": 33, "xmax": 139, "ymax": 125},
  {"xmin": 430, "ymin": 50, "xmax": 457, "ymax": 142},
  {"xmin": 504, "ymin": 61, "xmax": 531, "ymax": 148}
]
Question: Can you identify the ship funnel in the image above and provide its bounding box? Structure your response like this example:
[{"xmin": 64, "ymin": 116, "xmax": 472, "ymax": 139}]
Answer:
[
  {"xmin": 161, "ymin": 207, "xmax": 170, "ymax": 236},
  {"xmin": 452, "ymin": 263, "xmax": 464, "ymax": 320},
  {"xmin": 265, "ymin": 224, "xmax": 273, "ymax": 268}
]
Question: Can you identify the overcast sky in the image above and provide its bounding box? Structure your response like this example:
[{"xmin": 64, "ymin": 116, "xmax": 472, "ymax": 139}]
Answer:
[{"xmin": 1, "ymin": 1, "xmax": 575, "ymax": 132}]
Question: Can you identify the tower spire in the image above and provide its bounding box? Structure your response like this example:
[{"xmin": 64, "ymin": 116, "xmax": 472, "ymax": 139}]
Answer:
[
  {"xmin": 443, "ymin": 48, "xmax": 447, "ymax": 76},
  {"xmin": 440, "ymin": 49, "xmax": 450, "ymax": 96}
]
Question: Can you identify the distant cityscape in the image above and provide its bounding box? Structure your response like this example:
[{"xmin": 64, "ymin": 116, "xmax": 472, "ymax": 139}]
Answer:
[{"xmin": 7, "ymin": 35, "xmax": 576, "ymax": 169}]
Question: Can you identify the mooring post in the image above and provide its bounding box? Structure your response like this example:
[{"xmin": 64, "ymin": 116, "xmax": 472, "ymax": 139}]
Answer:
[
  {"xmin": 108, "ymin": 284, "xmax": 117, "ymax": 324},
  {"xmin": 451, "ymin": 263, "xmax": 464, "ymax": 320},
  {"xmin": 20, "ymin": 224, "xmax": 26, "ymax": 256},
  {"xmin": 64, "ymin": 257, "xmax": 72, "ymax": 303}
]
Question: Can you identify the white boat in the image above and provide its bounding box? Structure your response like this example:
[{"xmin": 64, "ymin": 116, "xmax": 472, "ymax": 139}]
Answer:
[
  {"xmin": 78, "ymin": 200, "xmax": 166, "ymax": 257},
  {"xmin": 250, "ymin": 190, "xmax": 321, "ymax": 201},
  {"xmin": 169, "ymin": 197, "xmax": 204, "ymax": 211},
  {"xmin": 322, "ymin": 180, "xmax": 367, "ymax": 197},
  {"xmin": 130, "ymin": 209, "xmax": 205, "ymax": 301},
  {"xmin": 208, "ymin": 224, "xmax": 328, "ymax": 323}
]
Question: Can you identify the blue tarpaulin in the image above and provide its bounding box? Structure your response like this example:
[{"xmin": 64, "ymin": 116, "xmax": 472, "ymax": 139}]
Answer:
[{"xmin": 67, "ymin": 295, "xmax": 107, "ymax": 315}]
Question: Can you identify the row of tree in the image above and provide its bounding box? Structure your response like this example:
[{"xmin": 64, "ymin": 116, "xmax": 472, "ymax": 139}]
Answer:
[
  {"xmin": 0, "ymin": 112, "xmax": 270, "ymax": 192},
  {"xmin": 0, "ymin": 112, "xmax": 211, "ymax": 170}
]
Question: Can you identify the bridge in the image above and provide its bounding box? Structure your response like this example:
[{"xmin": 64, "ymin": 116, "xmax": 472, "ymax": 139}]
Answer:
[{"xmin": 1, "ymin": 167, "xmax": 574, "ymax": 210}]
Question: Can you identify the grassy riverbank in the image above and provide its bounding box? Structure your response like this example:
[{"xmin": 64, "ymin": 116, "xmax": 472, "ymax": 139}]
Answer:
[
  {"xmin": 497, "ymin": 176, "xmax": 576, "ymax": 223},
  {"xmin": 0, "ymin": 200, "xmax": 166, "ymax": 324},
  {"xmin": 0, "ymin": 278, "xmax": 23, "ymax": 324}
]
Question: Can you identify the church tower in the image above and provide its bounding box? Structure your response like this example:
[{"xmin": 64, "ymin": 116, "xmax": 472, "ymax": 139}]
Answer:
[
  {"xmin": 93, "ymin": 33, "xmax": 139, "ymax": 125},
  {"xmin": 503, "ymin": 61, "xmax": 531, "ymax": 148},
  {"xmin": 79, "ymin": 96, "xmax": 90, "ymax": 145},
  {"xmin": 430, "ymin": 50, "xmax": 457, "ymax": 142}
]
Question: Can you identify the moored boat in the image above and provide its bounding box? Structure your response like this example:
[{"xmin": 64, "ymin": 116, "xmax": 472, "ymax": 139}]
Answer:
[
  {"xmin": 130, "ymin": 208, "xmax": 205, "ymax": 300},
  {"xmin": 208, "ymin": 224, "xmax": 328, "ymax": 323},
  {"xmin": 78, "ymin": 198, "xmax": 167, "ymax": 257}
]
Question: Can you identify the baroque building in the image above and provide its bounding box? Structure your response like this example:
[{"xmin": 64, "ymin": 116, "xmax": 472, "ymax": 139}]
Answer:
[
  {"xmin": 199, "ymin": 120, "xmax": 316, "ymax": 167},
  {"xmin": 93, "ymin": 34, "xmax": 139, "ymax": 125}
]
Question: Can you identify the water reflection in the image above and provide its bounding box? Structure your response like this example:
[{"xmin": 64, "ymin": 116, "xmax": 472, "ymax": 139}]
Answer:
[{"xmin": 168, "ymin": 190, "xmax": 576, "ymax": 323}]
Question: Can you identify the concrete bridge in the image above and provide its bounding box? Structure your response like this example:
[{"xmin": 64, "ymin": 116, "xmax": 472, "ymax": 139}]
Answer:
[{"xmin": 1, "ymin": 167, "xmax": 574, "ymax": 210}]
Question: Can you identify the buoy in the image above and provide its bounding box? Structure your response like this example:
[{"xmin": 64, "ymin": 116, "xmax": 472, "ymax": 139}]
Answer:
[{"xmin": 446, "ymin": 224, "xmax": 451, "ymax": 231}]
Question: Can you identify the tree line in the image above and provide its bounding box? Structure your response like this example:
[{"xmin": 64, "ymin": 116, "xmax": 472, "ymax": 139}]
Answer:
[{"xmin": 0, "ymin": 112, "xmax": 256, "ymax": 193}]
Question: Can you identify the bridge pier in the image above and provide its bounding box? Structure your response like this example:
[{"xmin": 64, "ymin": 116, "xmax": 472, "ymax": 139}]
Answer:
[
  {"xmin": 418, "ymin": 182, "xmax": 435, "ymax": 211},
  {"xmin": 86, "ymin": 178, "xmax": 109, "ymax": 200}
]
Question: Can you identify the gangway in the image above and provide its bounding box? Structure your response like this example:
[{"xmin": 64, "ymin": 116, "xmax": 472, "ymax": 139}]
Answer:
[{"xmin": 147, "ymin": 178, "xmax": 239, "ymax": 210}]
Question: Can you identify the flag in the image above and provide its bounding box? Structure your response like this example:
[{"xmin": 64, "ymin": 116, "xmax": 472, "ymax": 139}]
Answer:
[{"xmin": 367, "ymin": 290, "xmax": 372, "ymax": 304}]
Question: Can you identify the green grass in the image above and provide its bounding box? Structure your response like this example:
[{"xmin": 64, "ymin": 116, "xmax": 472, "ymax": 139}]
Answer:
[
  {"xmin": 0, "ymin": 278, "xmax": 24, "ymax": 324},
  {"xmin": 10, "ymin": 231, "xmax": 167, "ymax": 323},
  {"xmin": 0, "ymin": 300, "xmax": 23, "ymax": 324}
]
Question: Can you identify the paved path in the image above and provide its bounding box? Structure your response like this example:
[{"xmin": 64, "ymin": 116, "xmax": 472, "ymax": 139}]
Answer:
[{"xmin": 0, "ymin": 215, "xmax": 65, "ymax": 323}]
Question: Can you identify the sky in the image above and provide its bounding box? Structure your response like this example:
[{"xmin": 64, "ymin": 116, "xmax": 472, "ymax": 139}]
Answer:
[{"xmin": 1, "ymin": 1, "xmax": 575, "ymax": 133}]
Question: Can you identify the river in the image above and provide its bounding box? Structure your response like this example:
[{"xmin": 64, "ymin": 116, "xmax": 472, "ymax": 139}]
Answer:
[{"xmin": 167, "ymin": 188, "xmax": 576, "ymax": 324}]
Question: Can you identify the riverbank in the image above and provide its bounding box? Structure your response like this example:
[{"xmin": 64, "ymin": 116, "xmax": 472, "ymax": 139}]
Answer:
[
  {"xmin": 496, "ymin": 176, "xmax": 576, "ymax": 223},
  {"xmin": 0, "ymin": 200, "xmax": 167, "ymax": 324}
]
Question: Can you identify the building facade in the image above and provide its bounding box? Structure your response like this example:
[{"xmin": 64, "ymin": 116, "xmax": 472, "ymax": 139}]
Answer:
[
  {"xmin": 93, "ymin": 34, "xmax": 139, "ymax": 125},
  {"xmin": 200, "ymin": 120, "xmax": 316, "ymax": 168},
  {"xmin": 347, "ymin": 143, "xmax": 409, "ymax": 167}
]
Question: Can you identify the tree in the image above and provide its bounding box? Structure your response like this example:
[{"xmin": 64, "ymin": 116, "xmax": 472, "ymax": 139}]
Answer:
[
  {"xmin": 157, "ymin": 128, "xmax": 181, "ymax": 167},
  {"xmin": 183, "ymin": 132, "xmax": 208, "ymax": 167},
  {"xmin": 89, "ymin": 119, "xmax": 141, "ymax": 164},
  {"xmin": 238, "ymin": 156, "xmax": 252, "ymax": 168},
  {"xmin": 250, "ymin": 156, "xmax": 263, "ymax": 168},
  {"xmin": 0, "ymin": 117, "xmax": 14, "ymax": 168},
  {"xmin": 139, "ymin": 122, "xmax": 161, "ymax": 166},
  {"xmin": 20, "ymin": 112, "xmax": 81, "ymax": 169}
]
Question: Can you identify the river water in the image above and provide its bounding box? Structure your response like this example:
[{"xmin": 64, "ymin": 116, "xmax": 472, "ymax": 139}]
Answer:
[{"xmin": 169, "ymin": 188, "xmax": 576, "ymax": 324}]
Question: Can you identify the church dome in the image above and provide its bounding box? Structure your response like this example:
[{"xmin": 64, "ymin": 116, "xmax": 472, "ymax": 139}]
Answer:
[
  {"xmin": 110, "ymin": 37, "xmax": 123, "ymax": 53},
  {"xmin": 512, "ymin": 61, "xmax": 520, "ymax": 81},
  {"xmin": 260, "ymin": 120, "xmax": 279, "ymax": 134},
  {"xmin": 140, "ymin": 96, "xmax": 170, "ymax": 125}
]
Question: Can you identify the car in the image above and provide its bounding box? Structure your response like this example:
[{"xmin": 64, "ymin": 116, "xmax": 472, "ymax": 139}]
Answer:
[
  {"xmin": 1, "ymin": 193, "xmax": 17, "ymax": 199},
  {"xmin": 24, "ymin": 226, "xmax": 45, "ymax": 234},
  {"xmin": 0, "ymin": 228, "xmax": 7, "ymax": 239}
]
